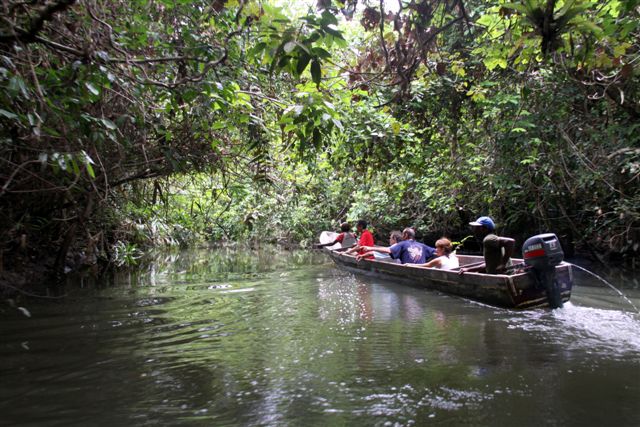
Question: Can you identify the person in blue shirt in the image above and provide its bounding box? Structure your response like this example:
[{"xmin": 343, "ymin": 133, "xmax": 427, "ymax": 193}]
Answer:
[{"xmin": 357, "ymin": 228, "xmax": 436, "ymax": 264}]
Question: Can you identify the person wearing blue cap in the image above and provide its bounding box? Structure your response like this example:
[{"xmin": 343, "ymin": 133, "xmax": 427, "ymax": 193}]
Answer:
[{"xmin": 460, "ymin": 216, "xmax": 515, "ymax": 274}]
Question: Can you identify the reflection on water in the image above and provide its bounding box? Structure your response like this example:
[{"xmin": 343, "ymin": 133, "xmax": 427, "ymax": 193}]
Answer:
[{"xmin": 1, "ymin": 247, "xmax": 639, "ymax": 426}]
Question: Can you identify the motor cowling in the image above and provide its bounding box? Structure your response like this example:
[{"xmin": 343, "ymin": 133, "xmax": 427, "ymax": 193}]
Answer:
[
  {"xmin": 523, "ymin": 233, "xmax": 564, "ymax": 269},
  {"xmin": 522, "ymin": 233, "xmax": 564, "ymax": 309}
]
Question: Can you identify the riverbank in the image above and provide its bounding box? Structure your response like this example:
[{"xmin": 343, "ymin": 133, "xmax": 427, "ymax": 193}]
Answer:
[{"xmin": 2, "ymin": 235, "xmax": 638, "ymax": 301}]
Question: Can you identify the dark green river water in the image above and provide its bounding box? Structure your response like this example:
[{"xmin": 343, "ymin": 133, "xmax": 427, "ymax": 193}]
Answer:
[{"xmin": 1, "ymin": 248, "xmax": 639, "ymax": 426}]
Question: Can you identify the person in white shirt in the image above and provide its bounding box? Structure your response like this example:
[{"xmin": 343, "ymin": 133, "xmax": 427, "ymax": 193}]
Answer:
[{"xmin": 417, "ymin": 237, "xmax": 459, "ymax": 270}]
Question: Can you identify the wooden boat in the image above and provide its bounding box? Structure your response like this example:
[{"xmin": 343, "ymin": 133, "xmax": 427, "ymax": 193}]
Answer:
[{"xmin": 324, "ymin": 248, "xmax": 573, "ymax": 310}]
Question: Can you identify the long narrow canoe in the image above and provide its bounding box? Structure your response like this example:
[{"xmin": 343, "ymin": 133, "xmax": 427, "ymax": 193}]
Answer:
[{"xmin": 325, "ymin": 249, "xmax": 573, "ymax": 310}]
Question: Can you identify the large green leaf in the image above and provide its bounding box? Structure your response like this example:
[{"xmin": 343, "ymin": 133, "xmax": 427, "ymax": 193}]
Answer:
[
  {"xmin": 296, "ymin": 52, "xmax": 312, "ymax": 75},
  {"xmin": 310, "ymin": 59, "xmax": 321, "ymax": 86}
]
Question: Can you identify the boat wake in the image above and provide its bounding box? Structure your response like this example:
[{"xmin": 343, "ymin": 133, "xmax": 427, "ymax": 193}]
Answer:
[{"xmin": 499, "ymin": 302, "xmax": 640, "ymax": 360}]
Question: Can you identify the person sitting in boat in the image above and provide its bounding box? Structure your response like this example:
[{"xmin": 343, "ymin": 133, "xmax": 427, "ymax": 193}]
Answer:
[
  {"xmin": 357, "ymin": 227, "xmax": 436, "ymax": 264},
  {"xmin": 416, "ymin": 237, "xmax": 459, "ymax": 270},
  {"xmin": 356, "ymin": 230, "xmax": 403, "ymax": 262},
  {"xmin": 459, "ymin": 216, "xmax": 515, "ymax": 274},
  {"xmin": 314, "ymin": 222, "xmax": 357, "ymax": 249},
  {"xmin": 344, "ymin": 220, "xmax": 376, "ymax": 259}
]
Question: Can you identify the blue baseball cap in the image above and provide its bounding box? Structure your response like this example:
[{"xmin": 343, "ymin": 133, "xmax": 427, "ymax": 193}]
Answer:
[{"xmin": 469, "ymin": 216, "xmax": 495, "ymax": 231}]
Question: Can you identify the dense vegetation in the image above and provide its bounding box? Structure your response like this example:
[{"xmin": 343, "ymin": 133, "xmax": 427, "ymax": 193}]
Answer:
[{"xmin": 0, "ymin": 0, "xmax": 638, "ymax": 289}]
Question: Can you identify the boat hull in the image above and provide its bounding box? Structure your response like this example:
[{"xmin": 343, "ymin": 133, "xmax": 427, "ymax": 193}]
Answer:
[{"xmin": 326, "ymin": 250, "xmax": 573, "ymax": 310}]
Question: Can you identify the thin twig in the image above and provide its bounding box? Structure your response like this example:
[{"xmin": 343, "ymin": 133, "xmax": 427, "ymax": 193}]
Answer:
[{"xmin": 1, "ymin": 283, "xmax": 67, "ymax": 299}]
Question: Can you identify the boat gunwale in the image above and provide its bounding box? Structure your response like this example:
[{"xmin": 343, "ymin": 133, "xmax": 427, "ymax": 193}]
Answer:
[{"xmin": 325, "ymin": 249, "xmax": 573, "ymax": 310}]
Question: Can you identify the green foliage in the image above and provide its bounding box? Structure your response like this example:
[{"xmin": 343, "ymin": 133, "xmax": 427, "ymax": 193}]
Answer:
[
  {"xmin": 112, "ymin": 241, "xmax": 142, "ymax": 267},
  {"xmin": 0, "ymin": 0, "xmax": 638, "ymax": 280},
  {"xmin": 475, "ymin": 0, "xmax": 638, "ymax": 70}
]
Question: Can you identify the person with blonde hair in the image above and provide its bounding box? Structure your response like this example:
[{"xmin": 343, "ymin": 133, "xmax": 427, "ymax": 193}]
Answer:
[{"xmin": 417, "ymin": 237, "xmax": 459, "ymax": 270}]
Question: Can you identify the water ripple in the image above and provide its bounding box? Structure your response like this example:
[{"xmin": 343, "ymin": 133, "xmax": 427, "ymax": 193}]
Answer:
[{"xmin": 3, "ymin": 248, "xmax": 639, "ymax": 427}]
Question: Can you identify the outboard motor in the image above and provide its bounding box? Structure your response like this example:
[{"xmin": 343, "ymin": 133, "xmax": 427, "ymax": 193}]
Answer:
[{"xmin": 522, "ymin": 233, "xmax": 564, "ymax": 309}]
